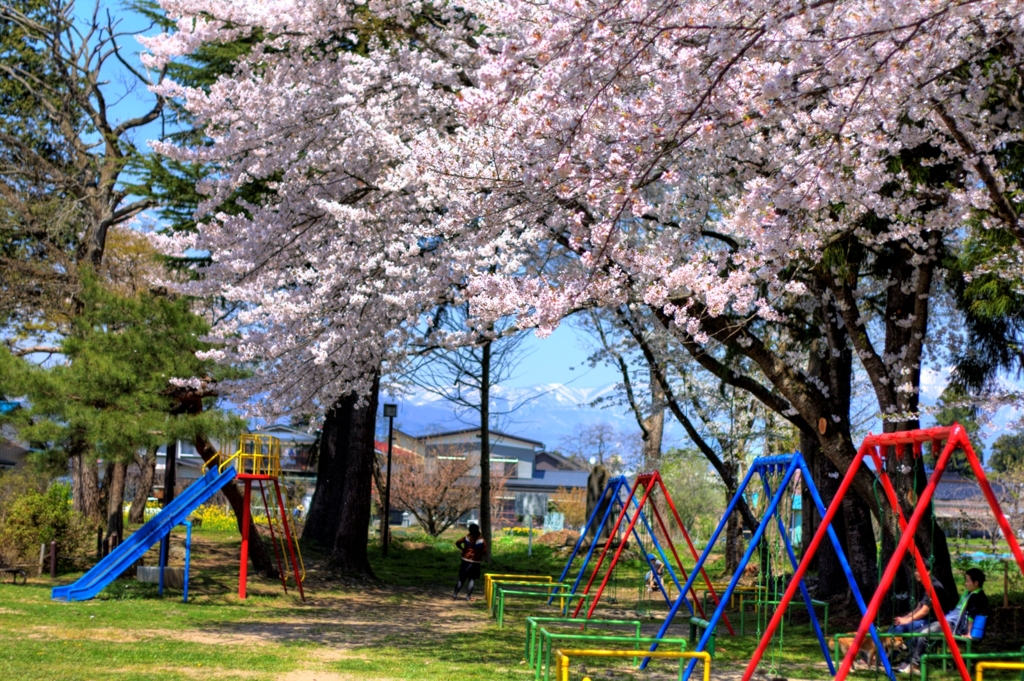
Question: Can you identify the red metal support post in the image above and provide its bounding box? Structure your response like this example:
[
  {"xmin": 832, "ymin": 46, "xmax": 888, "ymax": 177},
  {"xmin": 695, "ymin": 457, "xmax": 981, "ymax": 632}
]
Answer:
[
  {"xmin": 258, "ymin": 480, "xmax": 289, "ymax": 594},
  {"xmin": 647, "ymin": 497, "xmax": 710, "ymax": 621},
  {"xmin": 832, "ymin": 433, "xmax": 969, "ymax": 681},
  {"xmin": 655, "ymin": 474, "xmax": 735, "ymax": 635},
  {"xmin": 239, "ymin": 479, "xmax": 252, "ymax": 600},
  {"xmin": 274, "ymin": 479, "xmax": 305, "ymax": 601},
  {"xmin": 867, "ymin": 446, "xmax": 970, "ymax": 681},
  {"xmin": 581, "ymin": 478, "xmax": 657, "ymax": 621},
  {"xmin": 570, "ymin": 476, "xmax": 643, "ymax": 617}
]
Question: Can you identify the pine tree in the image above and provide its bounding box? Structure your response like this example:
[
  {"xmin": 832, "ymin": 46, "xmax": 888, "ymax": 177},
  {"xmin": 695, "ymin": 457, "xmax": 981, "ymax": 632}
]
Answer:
[{"xmin": 0, "ymin": 271, "xmax": 244, "ymax": 540}]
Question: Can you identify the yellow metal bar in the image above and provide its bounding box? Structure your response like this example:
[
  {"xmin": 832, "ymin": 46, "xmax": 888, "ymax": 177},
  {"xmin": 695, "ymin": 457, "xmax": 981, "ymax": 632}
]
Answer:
[
  {"xmin": 484, "ymin": 573, "xmax": 552, "ymax": 607},
  {"xmin": 554, "ymin": 648, "xmax": 711, "ymax": 681},
  {"xmin": 977, "ymin": 662, "xmax": 1024, "ymax": 681}
]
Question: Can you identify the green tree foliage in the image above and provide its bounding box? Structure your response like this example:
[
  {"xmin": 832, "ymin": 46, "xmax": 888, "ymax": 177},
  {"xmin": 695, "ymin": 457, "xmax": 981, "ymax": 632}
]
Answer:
[
  {"xmin": 660, "ymin": 447, "xmax": 725, "ymax": 537},
  {"xmin": 990, "ymin": 434, "xmax": 1024, "ymax": 474},
  {"xmin": 0, "ymin": 271, "xmax": 244, "ymax": 472},
  {"xmin": 0, "ymin": 480, "xmax": 90, "ymax": 569},
  {"xmin": 933, "ymin": 386, "xmax": 983, "ymax": 476}
]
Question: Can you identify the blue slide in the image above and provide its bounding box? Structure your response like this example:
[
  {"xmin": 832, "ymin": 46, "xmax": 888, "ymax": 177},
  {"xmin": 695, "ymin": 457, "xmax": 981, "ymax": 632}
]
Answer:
[{"xmin": 53, "ymin": 465, "xmax": 237, "ymax": 602}]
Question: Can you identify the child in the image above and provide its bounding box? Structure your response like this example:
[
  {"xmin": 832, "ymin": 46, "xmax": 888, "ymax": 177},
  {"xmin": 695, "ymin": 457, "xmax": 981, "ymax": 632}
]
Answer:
[
  {"xmin": 453, "ymin": 523, "xmax": 486, "ymax": 601},
  {"xmin": 644, "ymin": 553, "xmax": 666, "ymax": 592}
]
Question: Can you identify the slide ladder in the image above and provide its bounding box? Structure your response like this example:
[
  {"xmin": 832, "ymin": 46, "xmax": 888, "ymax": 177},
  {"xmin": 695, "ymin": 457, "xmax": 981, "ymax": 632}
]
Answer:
[{"xmin": 52, "ymin": 465, "xmax": 238, "ymax": 602}]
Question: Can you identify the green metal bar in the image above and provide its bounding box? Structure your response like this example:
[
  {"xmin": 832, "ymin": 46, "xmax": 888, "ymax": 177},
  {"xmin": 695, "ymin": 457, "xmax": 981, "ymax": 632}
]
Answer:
[
  {"xmin": 496, "ymin": 589, "xmax": 588, "ymax": 627},
  {"xmin": 537, "ymin": 631, "xmax": 689, "ymax": 681},
  {"xmin": 745, "ymin": 598, "xmax": 829, "ymax": 638},
  {"xmin": 523, "ymin": 617, "xmax": 642, "ymax": 667},
  {"xmin": 491, "ymin": 581, "xmax": 567, "ymax": 617},
  {"xmin": 921, "ymin": 651, "xmax": 1024, "ymax": 681},
  {"xmin": 688, "ymin": 618, "xmax": 716, "ymax": 658}
]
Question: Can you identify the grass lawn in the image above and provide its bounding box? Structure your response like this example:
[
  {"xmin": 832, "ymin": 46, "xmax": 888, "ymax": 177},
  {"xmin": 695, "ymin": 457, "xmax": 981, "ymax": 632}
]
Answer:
[{"xmin": 3, "ymin": 525, "xmax": 1024, "ymax": 681}]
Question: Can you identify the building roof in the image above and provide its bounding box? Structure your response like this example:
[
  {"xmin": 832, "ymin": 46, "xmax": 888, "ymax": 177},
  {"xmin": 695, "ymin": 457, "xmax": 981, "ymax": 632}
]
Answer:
[
  {"xmin": 503, "ymin": 469, "xmax": 590, "ymax": 495},
  {"xmin": 535, "ymin": 450, "xmax": 589, "ymax": 471},
  {"xmin": 253, "ymin": 424, "xmax": 318, "ymax": 444},
  {"xmin": 531, "ymin": 469, "xmax": 590, "ymax": 487},
  {"xmin": 373, "ymin": 440, "xmax": 420, "ymax": 458},
  {"xmin": 933, "ymin": 474, "xmax": 1007, "ymax": 502},
  {"xmin": 418, "ymin": 427, "xmax": 545, "ymax": 448}
]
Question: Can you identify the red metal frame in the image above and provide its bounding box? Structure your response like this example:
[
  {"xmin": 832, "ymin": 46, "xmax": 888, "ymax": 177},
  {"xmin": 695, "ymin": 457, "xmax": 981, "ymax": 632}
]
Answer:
[
  {"xmin": 742, "ymin": 424, "xmax": 1024, "ymax": 681},
  {"xmin": 237, "ymin": 472, "xmax": 305, "ymax": 601},
  {"xmin": 569, "ymin": 471, "xmax": 735, "ymax": 635}
]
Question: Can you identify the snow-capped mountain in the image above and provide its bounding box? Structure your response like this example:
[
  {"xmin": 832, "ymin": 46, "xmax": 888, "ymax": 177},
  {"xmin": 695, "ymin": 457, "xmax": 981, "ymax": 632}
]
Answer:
[{"xmin": 386, "ymin": 383, "xmax": 641, "ymax": 449}]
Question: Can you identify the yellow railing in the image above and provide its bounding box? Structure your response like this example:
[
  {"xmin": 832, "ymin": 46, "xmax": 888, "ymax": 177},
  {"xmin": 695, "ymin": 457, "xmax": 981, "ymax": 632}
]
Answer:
[
  {"xmin": 207, "ymin": 434, "xmax": 282, "ymax": 478},
  {"xmin": 976, "ymin": 662, "xmax": 1024, "ymax": 681},
  {"xmin": 554, "ymin": 649, "xmax": 711, "ymax": 681},
  {"xmin": 484, "ymin": 573, "xmax": 553, "ymax": 608}
]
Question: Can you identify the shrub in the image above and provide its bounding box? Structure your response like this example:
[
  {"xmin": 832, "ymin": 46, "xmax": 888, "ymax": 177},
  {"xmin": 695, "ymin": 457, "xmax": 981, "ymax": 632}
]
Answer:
[
  {"xmin": 0, "ymin": 482, "xmax": 90, "ymax": 570},
  {"xmin": 189, "ymin": 504, "xmax": 265, "ymax": 532}
]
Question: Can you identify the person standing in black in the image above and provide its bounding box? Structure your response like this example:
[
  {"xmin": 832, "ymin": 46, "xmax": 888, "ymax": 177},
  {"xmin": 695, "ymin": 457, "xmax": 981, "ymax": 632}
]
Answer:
[{"xmin": 453, "ymin": 523, "xmax": 486, "ymax": 601}]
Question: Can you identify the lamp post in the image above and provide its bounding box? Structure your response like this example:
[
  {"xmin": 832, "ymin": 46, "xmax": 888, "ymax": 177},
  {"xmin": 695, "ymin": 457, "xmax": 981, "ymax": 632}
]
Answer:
[{"xmin": 382, "ymin": 403, "xmax": 397, "ymax": 557}]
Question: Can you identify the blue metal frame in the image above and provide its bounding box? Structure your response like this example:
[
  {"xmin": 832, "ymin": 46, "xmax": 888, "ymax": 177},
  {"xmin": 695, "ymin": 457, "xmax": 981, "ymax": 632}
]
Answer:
[
  {"xmin": 551, "ymin": 476, "xmax": 695, "ymax": 615},
  {"xmin": 643, "ymin": 453, "xmax": 894, "ymax": 681},
  {"xmin": 158, "ymin": 520, "xmax": 192, "ymax": 602}
]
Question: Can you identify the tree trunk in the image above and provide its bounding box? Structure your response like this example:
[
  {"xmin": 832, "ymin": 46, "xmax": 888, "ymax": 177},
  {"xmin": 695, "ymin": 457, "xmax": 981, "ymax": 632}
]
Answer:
[
  {"xmin": 303, "ymin": 372, "xmax": 380, "ymax": 577},
  {"xmin": 641, "ymin": 374, "xmax": 665, "ymax": 468},
  {"xmin": 372, "ymin": 453, "xmax": 387, "ymax": 545},
  {"xmin": 129, "ymin": 447, "xmax": 157, "ymax": 524},
  {"xmin": 328, "ymin": 375, "xmax": 381, "ymax": 575},
  {"xmin": 81, "ymin": 455, "xmax": 103, "ymax": 527},
  {"xmin": 480, "ymin": 339, "xmax": 493, "ymax": 558},
  {"xmin": 105, "ymin": 460, "xmax": 127, "ymax": 543},
  {"xmin": 725, "ymin": 508, "xmax": 743, "ymax": 575},
  {"xmin": 584, "ymin": 465, "xmax": 613, "ymax": 546},
  {"xmin": 807, "ymin": 434, "xmax": 848, "ymax": 599},
  {"xmin": 71, "ymin": 452, "xmax": 85, "ymax": 515}
]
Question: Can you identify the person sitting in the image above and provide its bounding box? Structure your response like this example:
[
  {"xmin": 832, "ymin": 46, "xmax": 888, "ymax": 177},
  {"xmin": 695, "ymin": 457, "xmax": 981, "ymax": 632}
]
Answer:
[
  {"xmin": 891, "ymin": 567, "xmax": 953, "ymax": 635},
  {"xmin": 897, "ymin": 568, "xmax": 989, "ymax": 674},
  {"xmin": 644, "ymin": 553, "xmax": 666, "ymax": 592}
]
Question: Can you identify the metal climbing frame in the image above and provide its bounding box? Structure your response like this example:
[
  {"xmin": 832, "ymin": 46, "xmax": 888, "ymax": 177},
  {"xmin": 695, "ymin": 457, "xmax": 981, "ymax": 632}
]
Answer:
[
  {"xmin": 566, "ymin": 472, "xmax": 734, "ymax": 634},
  {"xmin": 553, "ymin": 476, "xmax": 710, "ymax": 617},
  {"xmin": 744, "ymin": 424, "xmax": 1024, "ymax": 681},
  {"xmin": 647, "ymin": 453, "xmax": 879, "ymax": 680},
  {"xmin": 213, "ymin": 434, "xmax": 306, "ymax": 601}
]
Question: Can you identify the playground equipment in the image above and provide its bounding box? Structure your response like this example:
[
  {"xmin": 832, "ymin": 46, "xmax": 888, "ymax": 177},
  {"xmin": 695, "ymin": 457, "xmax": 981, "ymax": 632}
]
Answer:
[
  {"xmin": 554, "ymin": 649, "xmax": 711, "ymax": 681},
  {"xmin": 493, "ymin": 584, "xmax": 585, "ymax": 627},
  {"xmin": 557, "ymin": 472, "xmax": 731, "ymax": 631},
  {"xmin": 220, "ymin": 434, "xmax": 305, "ymax": 600},
  {"xmin": 535, "ymin": 631, "xmax": 690, "ymax": 681},
  {"xmin": 52, "ymin": 434, "xmax": 305, "ymax": 602},
  {"xmin": 645, "ymin": 453, "xmax": 868, "ymax": 680},
  {"xmin": 525, "ymin": 617, "xmax": 643, "ymax": 668},
  {"xmin": 745, "ymin": 424, "xmax": 1024, "ymax": 681},
  {"xmin": 53, "ymin": 465, "xmax": 234, "ymax": 602},
  {"xmin": 976, "ymin": 662, "xmax": 1024, "ymax": 681},
  {"xmin": 485, "ymin": 573, "xmax": 553, "ymax": 608}
]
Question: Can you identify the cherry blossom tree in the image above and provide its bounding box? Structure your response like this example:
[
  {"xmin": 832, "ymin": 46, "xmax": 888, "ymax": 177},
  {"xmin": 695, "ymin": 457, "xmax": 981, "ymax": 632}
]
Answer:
[
  {"xmin": 142, "ymin": 0, "xmax": 1024, "ymax": 589},
  {"xmin": 411, "ymin": 0, "xmax": 1024, "ymax": 594},
  {"xmin": 140, "ymin": 0, "xmax": 486, "ymax": 575}
]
